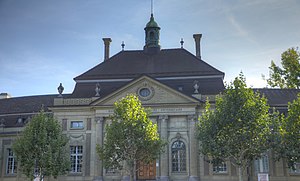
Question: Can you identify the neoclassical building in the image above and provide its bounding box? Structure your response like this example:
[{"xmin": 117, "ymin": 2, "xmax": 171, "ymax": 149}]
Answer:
[{"xmin": 0, "ymin": 13, "xmax": 300, "ymax": 181}]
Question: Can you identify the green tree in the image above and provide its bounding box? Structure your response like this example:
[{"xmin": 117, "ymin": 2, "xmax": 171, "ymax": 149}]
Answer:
[
  {"xmin": 97, "ymin": 94, "xmax": 165, "ymax": 181},
  {"xmin": 197, "ymin": 73, "xmax": 273, "ymax": 181},
  {"xmin": 274, "ymin": 94, "xmax": 300, "ymax": 170},
  {"xmin": 266, "ymin": 47, "xmax": 300, "ymax": 89},
  {"xmin": 13, "ymin": 110, "xmax": 70, "ymax": 180}
]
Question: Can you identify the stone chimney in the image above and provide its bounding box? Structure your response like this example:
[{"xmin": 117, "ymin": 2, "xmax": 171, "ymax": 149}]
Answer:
[
  {"xmin": 103, "ymin": 38, "xmax": 112, "ymax": 61},
  {"xmin": 0, "ymin": 93, "xmax": 11, "ymax": 99},
  {"xmin": 193, "ymin": 34, "xmax": 202, "ymax": 59}
]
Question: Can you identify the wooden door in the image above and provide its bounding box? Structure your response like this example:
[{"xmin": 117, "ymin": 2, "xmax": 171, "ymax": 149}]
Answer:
[{"xmin": 137, "ymin": 161, "xmax": 156, "ymax": 180}]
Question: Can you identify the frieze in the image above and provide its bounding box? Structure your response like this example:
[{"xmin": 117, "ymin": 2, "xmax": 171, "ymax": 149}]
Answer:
[
  {"xmin": 96, "ymin": 107, "xmax": 195, "ymax": 115},
  {"xmin": 54, "ymin": 98, "xmax": 92, "ymax": 106}
]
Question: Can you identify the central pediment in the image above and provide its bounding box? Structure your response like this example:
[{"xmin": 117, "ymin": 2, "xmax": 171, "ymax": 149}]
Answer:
[{"xmin": 91, "ymin": 75, "xmax": 201, "ymax": 106}]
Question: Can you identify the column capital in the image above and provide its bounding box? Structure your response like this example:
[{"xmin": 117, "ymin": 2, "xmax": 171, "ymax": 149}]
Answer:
[
  {"xmin": 158, "ymin": 115, "xmax": 168, "ymax": 121},
  {"xmin": 187, "ymin": 114, "xmax": 197, "ymax": 122},
  {"xmin": 95, "ymin": 117, "xmax": 104, "ymax": 124}
]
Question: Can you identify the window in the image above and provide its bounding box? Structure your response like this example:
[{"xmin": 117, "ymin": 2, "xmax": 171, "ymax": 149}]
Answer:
[
  {"xmin": 71, "ymin": 121, "xmax": 84, "ymax": 129},
  {"xmin": 149, "ymin": 31, "xmax": 155, "ymax": 40},
  {"xmin": 290, "ymin": 162, "xmax": 300, "ymax": 174},
  {"xmin": 254, "ymin": 154, "xmax": 269, "ymax": 174},
  {"xmin": 213, "ymin": 161, "xmax": 227, "ymax": 173},
  {"xmin": 106, "ymin": 168, "xmax": 119, "ymax": 174},
  {"xmin": 171, "ymin": 140, "xmax": 186, "ymax": 172},
  {"xmin": 70, "ymin": 146, "xmax": 83, "ymax": 173},
  {"xmin": 6, "ymin": 148, "xmax": 17, "ymax": 174},
  {"xmin": 139, "ymin": 88, "xmax": 151, "ymax": 97}
]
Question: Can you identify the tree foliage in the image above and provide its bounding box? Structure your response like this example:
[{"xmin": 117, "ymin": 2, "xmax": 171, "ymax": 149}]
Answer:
[
  {"xmin": 197, "ymin": 73, "xmax": 273, "ymax": 181},
  {"xmin": 97, "ymin": 94, "xmax": 165, "ymax": 181},
  {"xmin": 273, "ymin": 94, "xmax": 300, "ymax": 169},
  {"xmin": 266, "ymin": 47, "xmax": 300, "ymax": 89},
  {"xmin": 13, "ymin": 110, "xmax": 70, "ymax": 180}
]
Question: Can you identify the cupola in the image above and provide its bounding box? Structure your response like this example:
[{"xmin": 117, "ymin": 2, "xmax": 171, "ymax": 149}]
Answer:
[{"xmin": 144, "ymin": 13, "xmax": 161, "ymax": 52}]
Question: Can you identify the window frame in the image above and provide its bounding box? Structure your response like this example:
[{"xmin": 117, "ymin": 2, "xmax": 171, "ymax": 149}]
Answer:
[
  {"xmin": 289, "ymin": 162, "xmax": 300, "ymax": 174},
  {"xmin": 254, "ymin": 153, "xmax": 269, "ymax": 174},
  {"xmin": 70, "ymin": 145, "xmax": 83, "ymax": 173},
  {"xmin": 70, "ymin": 121, "xmax": 84, "ymax": 129},
  {"xmin": 6, "ymin": 148, "xmax": 17, "ymax": 175},
  {"xmin": 171, "ymin": 140, "xmax": 186, "ymax": 173},
  {"xmin": 213, "ymin": 161, "xmax": 227, "ymax": 174}
]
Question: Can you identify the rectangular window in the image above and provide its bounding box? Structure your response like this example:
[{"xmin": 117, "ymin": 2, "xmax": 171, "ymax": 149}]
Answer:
[
  {"xmin": 70, "ymin": 146, "xmax": 83, "ymax": 173},
  {"xmin": 70, "ymin": 121, "xmax": 84, "ymax": 129},
  {"xmin": 254, "ymin": 154, "xmax": 269, "ymax": 174},
  {"xmin": 213, "ymin": 161, "xmax": 227, "ymax": 173},
  {"xmin": 6, "ymin": 148, "xmax": 17, "ymax": 174},
  {"xmin": 290, "ymin": 162, "xmax": 300, "ymax": 174}
]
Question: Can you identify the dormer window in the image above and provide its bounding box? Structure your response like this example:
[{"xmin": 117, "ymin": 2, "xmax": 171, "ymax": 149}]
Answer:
[{"xmin": 17, "ymin": 118, "xmax": 23, "ymax": 124}]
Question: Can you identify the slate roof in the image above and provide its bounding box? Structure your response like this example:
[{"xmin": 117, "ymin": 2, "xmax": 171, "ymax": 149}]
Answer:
[
  {"xmin": 0, "ymin": 94, "xmax": 58, "ymax": 128},
  {"xmin": 70, "ymin": 77, "xmax": 225, "ymax": 98},
  {"xmin": 255, "ymin": 88, "xmax": 300, "ymax": 106},
  {"xmin": 74, "ymin": 48, "xmax": 225, "ymax": 81}
]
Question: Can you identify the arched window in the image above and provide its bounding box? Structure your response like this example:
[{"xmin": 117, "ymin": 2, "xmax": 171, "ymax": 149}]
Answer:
[{"xmin": 171, "ymin": 140, "xmax": 186, "ymax": 172}]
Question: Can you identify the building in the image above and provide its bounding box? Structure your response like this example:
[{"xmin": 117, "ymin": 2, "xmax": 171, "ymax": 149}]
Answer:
[{"xmin": 1, "ymin": 13, "xmax": 300, "ymax": 181}]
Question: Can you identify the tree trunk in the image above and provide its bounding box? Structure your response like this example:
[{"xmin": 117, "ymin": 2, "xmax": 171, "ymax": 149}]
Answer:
[
  {"xmin": 130, "ymin": 171, "xmax": 134, "ymax": 181},
  {"xmin": 129, "ymin": 160, "xmax": 135, "ymax": 181},
  {"xmin": 238, "ymin": 166, "xmax": 243, "ymax": 181}
]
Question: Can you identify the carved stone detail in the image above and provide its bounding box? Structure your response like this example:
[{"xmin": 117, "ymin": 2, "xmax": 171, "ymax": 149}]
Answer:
[
  {"xmin": 0, "ymin": 118, "xmax": 5, "ymax": 127},
  {"xmin": 95, "ymin": 117, "xmax": 104, "ymax": 124},
  {"xmin": 158, "ymin": 115, "xmax": 168, "ymax": 121},
  {"xmin": 95, "ymin": 83, "xmax": 101, "ymax": 97},
  {"xmin": 69, "ymin": 134, "xmax": 85, "ymax": 141},
  {"xmin": 187, "ymin": 114, "xmax": 197, "ymax": 122}
]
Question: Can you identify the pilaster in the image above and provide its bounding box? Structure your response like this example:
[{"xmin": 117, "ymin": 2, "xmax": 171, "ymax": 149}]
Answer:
[
  {"xmin": 159, "ymin": 115, "xmax": 169, "ymax": 181},
  {"xmin": 188, "ymin": 115, "xmax": 199, "ymax": 181},
  {"xmin": 94, "ymin": 117, "xmax": 104, "ymax": 181}
]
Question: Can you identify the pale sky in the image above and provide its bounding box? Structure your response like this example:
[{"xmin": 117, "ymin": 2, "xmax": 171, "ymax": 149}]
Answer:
[{"xmin": 0, "ymin": 0, "xmax": 300, "ymax": 97}]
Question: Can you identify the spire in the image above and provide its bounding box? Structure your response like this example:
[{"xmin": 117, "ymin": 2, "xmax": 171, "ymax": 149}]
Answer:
[{"xmin": 144, "ymin": 13, "xmax": 161, "ymax": 52}]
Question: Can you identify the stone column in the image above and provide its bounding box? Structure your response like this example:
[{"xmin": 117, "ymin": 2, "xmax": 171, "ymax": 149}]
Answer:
[
  {"xmin": 188, "ymin": 115, "xmax": 199, "ymax": 181},
  {"xmin": 159, "ymin": 115, "xmax": 169, "ymax": 181},
  {"xmin": 94, "ymin": 117, "xmax": 104, "ymax": 181}
]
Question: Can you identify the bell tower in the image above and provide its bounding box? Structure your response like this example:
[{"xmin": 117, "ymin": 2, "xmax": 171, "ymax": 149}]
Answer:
[{"xmin": 144, "ymin": 13, "xmax": 161, "ymax": 51}]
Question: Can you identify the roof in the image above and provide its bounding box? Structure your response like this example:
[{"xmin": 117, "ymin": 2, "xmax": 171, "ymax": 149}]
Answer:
[
  {"xmin": 74, "ymin": 48, "xmax": 225, "ymax": 81},
  {"xmin": 0, "ymin": 94, "xmax": 58, "ymax": 128},
  {"xmin": 145, "ymin": 14, "xmax": 160, "ymax": 29},
  {"xmin": 0, "ymin": 94, "xmax": 58, "ymax": 115},
  {"xmin": 255, "ymin": 88, "xmax": 300, "ymax": 106},
  {"xmin": 70, "ymin": 76, "xmax": 225, "ymax": 98}
]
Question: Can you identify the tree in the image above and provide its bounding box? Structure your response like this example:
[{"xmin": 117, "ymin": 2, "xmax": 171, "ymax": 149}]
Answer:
[
  {"xmin": 13, "ymin": 110, "xmax": 70, "ymax": 180},
  {"xmin": 266, "ymin": 47, "xmax": 300, "ymax": 89},
  {"xmin": 273, "ymin": 94, "xmax": 300, "ymax": 170},
  {"xmin": 197, "ymin": 73, "xmax": 273, "ymax": 181},
  {"xmin": 97, "ymin": 94, "xmax": 165, "ymax": 181}
]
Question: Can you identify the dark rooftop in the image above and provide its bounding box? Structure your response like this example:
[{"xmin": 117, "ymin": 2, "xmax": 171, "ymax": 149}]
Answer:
[
  {"xmin": 0, "ymin": 94, "xmax": 59, "ymax": 128},
  {"xmin": 255, "ymin": 88, "xmax": 300, "ymax": 106},
  {"xmin": 74, "ymin": 48, "xmax": 225, "ymax": 81}
]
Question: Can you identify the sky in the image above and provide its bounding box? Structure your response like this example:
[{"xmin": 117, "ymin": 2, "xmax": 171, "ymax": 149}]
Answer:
[{"xmin": 0, "ymin": 0, "xmax": 300, "ymax": 97}]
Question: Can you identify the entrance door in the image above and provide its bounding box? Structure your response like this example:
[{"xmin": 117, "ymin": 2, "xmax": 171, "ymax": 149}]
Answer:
[{"xmin": 137, "ymin": 161, "xmax": 156, "ymax": 180}]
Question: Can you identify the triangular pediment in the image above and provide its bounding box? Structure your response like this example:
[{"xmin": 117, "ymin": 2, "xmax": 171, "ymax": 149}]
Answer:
[{"xmin": 91, "ymin": 75, "xmax": 200, "ymax": 106}]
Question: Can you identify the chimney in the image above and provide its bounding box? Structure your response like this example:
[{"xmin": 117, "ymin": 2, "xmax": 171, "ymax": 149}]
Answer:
[
  {"xmin": 0, "ymin": 93, "xmax": 11, "ymax": 99},
  {"xmin": 102, "ymin": 38, "xmax": 112, "ymax": 61},
  {"xmin": 193, "ymin": 34, "xmax": 202, "ymax": 59}
]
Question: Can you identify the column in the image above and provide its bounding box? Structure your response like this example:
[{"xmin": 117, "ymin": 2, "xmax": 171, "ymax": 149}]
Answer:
[
  {"xmin": 188, "ymin": 115, "xmax": 199, "ymax": 181},
  {"xmin": 94, "ymin": 117, "xmax": 104, "ymax": 181},
  {"xmin": 159, "ymin": 115, "xmax": 169, "ymax": 181}
]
